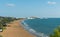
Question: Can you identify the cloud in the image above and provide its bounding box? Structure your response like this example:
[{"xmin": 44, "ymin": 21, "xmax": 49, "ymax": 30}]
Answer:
[
  {"xmin": 6, "ymin": 3, "xmax": 15, "ymax": 7},
  {"xmin": 48, "ymin": 1, "xmax": 56, "ymax": 5}
]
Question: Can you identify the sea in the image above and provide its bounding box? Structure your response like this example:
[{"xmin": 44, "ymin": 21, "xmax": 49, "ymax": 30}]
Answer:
[{"xmin": 21, "ymin": 18, "xmax": 60, "ymax": 37}]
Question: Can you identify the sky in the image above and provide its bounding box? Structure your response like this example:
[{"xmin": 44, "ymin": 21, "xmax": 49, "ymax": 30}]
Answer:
[{"xmin": 0, "ymin": 0, "xmax": 60, "ymax": 18}]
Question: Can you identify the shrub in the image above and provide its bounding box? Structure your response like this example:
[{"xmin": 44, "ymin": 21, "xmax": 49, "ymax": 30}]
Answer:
[
  {"xmin": 0, "ymin": 35, "xmax": 3, "ymax": 37},
  {"xmin": 50, "ymin": 26, "xmax": 60, "ymax": 37}
]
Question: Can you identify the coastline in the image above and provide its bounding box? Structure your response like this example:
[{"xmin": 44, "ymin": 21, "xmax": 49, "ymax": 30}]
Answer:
[
  {"xmin": 21, "ymin": 20, "xmax": 41, "ymax": 37},
  {"xmin": 0, "ymin": 19, "xmax": 36, "ymax": 37},
  {"xmin": 21, "ymin": 19, "xmax": 49, "ymax": 37}
]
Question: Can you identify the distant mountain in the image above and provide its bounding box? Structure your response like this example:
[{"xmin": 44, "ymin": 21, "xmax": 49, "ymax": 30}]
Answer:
[{"xmin": 26, "ymin": 16, "xmax": 39, "ymax": 19}]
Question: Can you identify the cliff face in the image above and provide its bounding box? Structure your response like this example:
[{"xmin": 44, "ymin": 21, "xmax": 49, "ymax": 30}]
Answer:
[
  {"xmin": 26, "ymin": 16, "xmax": 39, "ymax": 19},
  {"xmin": 30, "ymin": 16, "xmax": 39, "ymax": 18}
]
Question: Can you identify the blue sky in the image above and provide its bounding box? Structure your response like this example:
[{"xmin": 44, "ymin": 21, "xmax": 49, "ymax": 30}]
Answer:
[{"xmin": 0, "ymin": 0, "xmax": 60, "ymax": 18}]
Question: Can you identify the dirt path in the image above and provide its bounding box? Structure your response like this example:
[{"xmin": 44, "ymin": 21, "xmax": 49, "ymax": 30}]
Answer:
[{"xmin": 0, "ymin": 20, "xmax": 35, "ymax": 37}]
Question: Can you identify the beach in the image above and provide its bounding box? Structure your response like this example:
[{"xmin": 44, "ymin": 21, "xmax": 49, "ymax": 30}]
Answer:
[{"xmin": 0, "ymin": 19, "xmax": 36, "ymax": 37}]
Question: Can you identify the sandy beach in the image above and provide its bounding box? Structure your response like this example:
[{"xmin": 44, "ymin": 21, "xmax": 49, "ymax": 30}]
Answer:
[{"xmin": 0, "ymin": 20, "xmax": 36, "ymax": 37}]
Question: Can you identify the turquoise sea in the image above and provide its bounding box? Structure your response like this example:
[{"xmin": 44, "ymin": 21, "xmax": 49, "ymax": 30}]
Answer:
[{"xmin": 21, "ymin": 18, "xmax": 60, "ymax": 37}]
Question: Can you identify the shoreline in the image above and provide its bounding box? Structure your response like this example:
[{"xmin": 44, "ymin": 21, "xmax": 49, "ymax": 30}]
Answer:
[
  {"xmin": 0, "ymin": 20, "xmax": 36, "ymax": 37},
  {"xmin": 21, "ymin": 20, "xmax": 41, "ymax": 37},
  {"xmin": 21, "ymin": 19, "xmax": 49, "ymax": 37},
  {"xmin": 19, "ymin": 20, "xmax": 36, "ymax": 37}
]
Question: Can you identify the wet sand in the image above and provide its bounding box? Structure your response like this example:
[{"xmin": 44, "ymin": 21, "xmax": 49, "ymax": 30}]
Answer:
[{"xmin": 0, "ymin": 20, "xmax": 36, "ymax": 37}]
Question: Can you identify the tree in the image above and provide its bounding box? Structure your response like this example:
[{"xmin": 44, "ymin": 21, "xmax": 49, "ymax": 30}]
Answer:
[
  {"xmin": 0, "ymin": 22, "xmax": 3, "ymax": 32},
  {"xmin": 50, "ymin": 26, "xmax": 60, "ymax": 37}
]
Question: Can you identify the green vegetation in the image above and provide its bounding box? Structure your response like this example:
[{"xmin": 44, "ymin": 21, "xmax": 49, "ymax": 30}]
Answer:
[
  {"xmin": 3, "ymin": 27, "xmax": 6, "ymax": 30},
  {"xmin": 0, "ymin": 22, "xmax": 3, "ymax": 32},
  {"xmin": 50, "ymin": 26, "xmax": 60, "ymax": 37},
  {"xmin": 0, "ymin": 35, "xmax": 3, "ymax": 37},
  {"xmin": 0, "ymin": 16, "xmax": 18, "ymax": 32},
  {"xmin": 0, "ymin": 16, "xmax": 18, "ymax": 26}
]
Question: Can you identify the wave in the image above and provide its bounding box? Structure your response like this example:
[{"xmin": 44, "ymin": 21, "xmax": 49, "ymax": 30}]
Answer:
[{"xmin": 21, "ymin": 20, "xmax": 49, "ymax": 37}]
